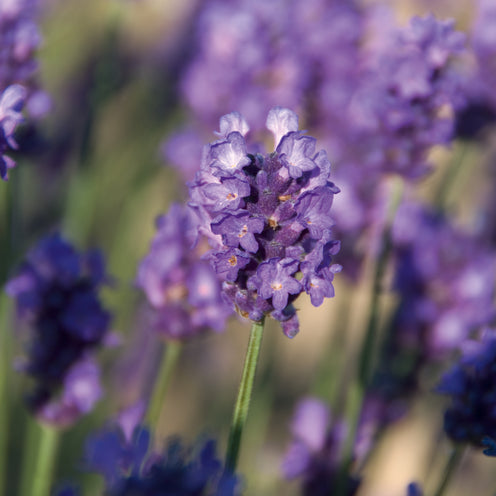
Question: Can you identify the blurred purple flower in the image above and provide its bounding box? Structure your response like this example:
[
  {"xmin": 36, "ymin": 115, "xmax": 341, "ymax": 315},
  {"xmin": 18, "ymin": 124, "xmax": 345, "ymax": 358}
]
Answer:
[
  {"xmin": 0, "ymin": 0, "xmax": 48, "ymax": 116},
  {"xmin": 0, "ymin": 84, "xmax": 25, "ymax": 180},
  {"xmin": 136, "ymin": 203, "xmax": 232, "ymax": 339},
  {"xmin": 281, "ymin": 397, "xmax": 359, "ymax": 496},
  {"xmin": 436, "ymin": 329, "xmax": 496, "ymax": 446},
  {"xmin": 5, "ymin": 233, "xmax": 112, "ymax": 425},
  {"xmin": 392, "ymin": 202, "xmax": 496, "ymax": 357},
  {"xmin": 86, "ymin": 421, "xmax": 241, "ymax": 496}
]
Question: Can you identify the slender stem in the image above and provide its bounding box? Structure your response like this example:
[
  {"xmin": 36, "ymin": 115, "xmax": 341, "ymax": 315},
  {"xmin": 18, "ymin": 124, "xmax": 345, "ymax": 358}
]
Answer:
[
  {"xmin": 358, "ymin": 176, "xmax": 404, "ymax": 387},
  {"xmin": 31, "ymin": 425, "xmax": 59, "ymax": 496},
  {"xmin": 146, "ymin": 341, "xmax": 183, "ymax": 433},
  {"xmin": 337, "ymin": 178, "xmax": 404, "ymax": 496},
  {"xmin": 0, "ymin": 296, "xmax": 12, "ymax": 496},
  {"xmin": 225, "ymin": 318, "xmax": 265, "ymax": 473},
  {"xmin": 431, "ymin": 445, "xmax": 464, "ymax": 496},
  {"xmin": 435, "ymin": 143, "xmax": 468, "ymax": 212}
]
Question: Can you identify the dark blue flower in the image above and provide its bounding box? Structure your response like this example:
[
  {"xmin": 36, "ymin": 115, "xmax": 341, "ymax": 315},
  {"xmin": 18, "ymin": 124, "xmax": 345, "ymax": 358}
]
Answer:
[
  {"xmin": 5, "ymin": 233, "xmax": 111, "ymax": 425},
  {"xmin": 86, "ymin": 422, "xmax": 241, "ymax": 496}
]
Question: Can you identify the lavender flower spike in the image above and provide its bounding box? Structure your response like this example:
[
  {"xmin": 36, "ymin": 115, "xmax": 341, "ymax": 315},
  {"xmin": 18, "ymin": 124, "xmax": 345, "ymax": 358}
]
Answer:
[
  {"xmin": 5, "ymin": 233, "xmax": 111, "ymax": 426},
  {"xmin": 137, "ymin": 203, "xmax": 232, "ymax": 339},
  {"xmin": 189, "ymin": 108, "xmax": 340, "ymax": 337}
]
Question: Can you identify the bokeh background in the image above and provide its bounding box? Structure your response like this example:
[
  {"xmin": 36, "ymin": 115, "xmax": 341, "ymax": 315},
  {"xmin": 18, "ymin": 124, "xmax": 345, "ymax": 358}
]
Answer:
[{"xmin": 1, "ymin": 0, "xmax": 496, "ymax": 495}]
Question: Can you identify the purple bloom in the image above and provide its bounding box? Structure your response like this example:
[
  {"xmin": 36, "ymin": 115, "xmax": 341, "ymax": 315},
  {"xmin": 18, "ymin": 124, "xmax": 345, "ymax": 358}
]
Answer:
[
  {"xmin": 211, "ymin": 248, "xmax": 251, "ymax": 282},
  {"xmin": 277, "ymin": 132, "xmax": 317, "ymax": 179},
  {"xmin": 436, "ymin": 329, "xmax": 496, "ymax": 447},
  {"xmin": 211, "ymin": 212, "xmax": 264, "ymax": 253},
  {"xmin": 0, "ymin": 84, "xmax": 26, "ymax": 180},
  {"xmin": 204, "ymin": 177, "xmax": 251, "ymax": 212},
  {"xmin": 188, "ymin": 108, "xmax": 340, "ymax": 336},
  {"xmin": 208, "ymin": 132, "xmax": 251, "ymax": 175},
  {"xmin": 137, "ymin": 203, "xmax": 232, "ymax": 339},
  {"xmin": 0, "ymin": 0, "xmax": 47, "ymax": 116},
  {"xmin": 266, "ymin": 106, "xmax": 299, "ymax": 149},
  {"xmin": 407, "ymin": 483, "xmax": 423, "ymax": 496},
  {"xmin": 5, "ymin": 233, "xmax": 111, "ymax": 425},
  {"xmin": 295, "ymin": 187, "xmax": 336, "ymax": 239},
  {"xmin": 85, "ymin": 421, "xmax": 241, "ymax": 496},
  {"xmin": 282, "ymin": 397, "xmax": 360, "ymax": 496},
  {"xmin": 482, "ymin": 437, "xmax": 496, "ymax": 457},
  {"xmin": 248, "ymin": 258, "xmax": 301, "ymax": 311},
  {"xmin": 35, "ymin": 358, "xmax": 103, "ymax": 427},
  {"xmin": 391, "ymin": 202, "xmax": 496, "ymax": 357}
]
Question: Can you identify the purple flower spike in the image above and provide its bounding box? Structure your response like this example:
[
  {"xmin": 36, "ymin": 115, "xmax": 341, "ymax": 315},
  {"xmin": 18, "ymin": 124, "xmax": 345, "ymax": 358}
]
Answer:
[
  {"xmin": 6, "ymin": 233, "xmax": 112, "ymax": 425},
  {"xmin": 282, "ymin": 397, "xmax": 360, "ymax": 495},
  {"xmin": 36, "ymin": 359, "xmax": 103, "ymax": 428},
  {"xmin": 266, "ymin": 107, "xmax": 299, "ymax": 149},
  {"xmin": 249, "ymin": 258, "xmax": 301, "ymax": 311},
  {"xmin": 189, "ymin": 108, "xmax": 340, "ymax": 335},
  {"xmin": 137, "ymin": 203, "xmax": 232, "ymax": 340}
]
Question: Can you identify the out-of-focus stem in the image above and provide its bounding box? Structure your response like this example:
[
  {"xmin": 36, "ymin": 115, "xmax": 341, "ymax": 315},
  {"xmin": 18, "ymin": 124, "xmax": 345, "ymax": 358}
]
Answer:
[
  {"xmin": 225, "ymin": 318, "xmax": 265, "ymax": 473},
  {"xmin": 31, "ymin": 425, "xmax": 59, "ymax": 496},
  {"xmin": 0, "ymin": 296, "xmax": 12, "ymax": 496},
  {"xmin": 337, "ymin": 177, "xmax": 404, "ymax": 496},
  {"xmin": 145, "ymin": 341, "xmax": 183, "ymax": 435},
  {"xmin": 431, "ymin": 444, "xmax": 464, "ymax": 496},
  {"xmin": 358, "ymin": 176, "xmax": 404, "ymax": 387},
  {"xmin": 435, "ymin": 143, "xmax": 468, "ymax": 212}
]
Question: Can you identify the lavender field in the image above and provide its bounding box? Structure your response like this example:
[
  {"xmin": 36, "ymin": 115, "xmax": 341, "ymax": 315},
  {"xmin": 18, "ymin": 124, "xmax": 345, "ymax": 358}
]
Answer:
[{"xmin": 1, "ymin": 0, "xmax": 496, "ymax": 495}]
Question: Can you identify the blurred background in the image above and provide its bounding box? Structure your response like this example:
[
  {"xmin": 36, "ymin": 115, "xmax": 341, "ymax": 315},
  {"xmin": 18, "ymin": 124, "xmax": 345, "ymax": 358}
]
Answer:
[{"xmin": 1, "ymin": 0, "xmax": 496, "ymax": 495}]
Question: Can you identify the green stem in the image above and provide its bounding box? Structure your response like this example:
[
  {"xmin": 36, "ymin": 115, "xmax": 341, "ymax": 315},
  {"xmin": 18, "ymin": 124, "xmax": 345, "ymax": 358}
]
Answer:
[
  {"xmin": 145, "ymin": 341, "xmax": 183, "ymax": 433},
  {"xmin": 0, "ymin": 296, "xmax": 12, "ymax": 496},
  {"xmin": 225, "ymin": 318, "xmax": 265, "ymax": 473},
  {"xmin": 337, "ymin": 178, "xmax": 404, "ymax": 496},
  {"xmin": 431, "ymin": 445, "xmax": 464, "ymax": 496},
  {"xmin": 358, "ymin": 176, "xmax": 404, "ymax": 387},
  {"xmin": 31, "ymin": 425, "xmax": 59, "ymax": 496},
  {"xmin": 435, "ymin": 143, "xmax": 468, "ymax": 212}
]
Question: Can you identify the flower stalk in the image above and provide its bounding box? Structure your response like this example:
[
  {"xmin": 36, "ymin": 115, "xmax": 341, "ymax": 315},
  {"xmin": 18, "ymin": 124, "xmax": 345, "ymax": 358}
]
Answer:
[
  {"xmin": 31, "ymin": 424, "xmax": 59, "ymax": 496},
  {"xmin": 225, "ymin": 318, "xmax": 265, "ymax": 473},
  {"xmin": 146, "ymin": 341, "xmax": 183, "ymax": 434}
]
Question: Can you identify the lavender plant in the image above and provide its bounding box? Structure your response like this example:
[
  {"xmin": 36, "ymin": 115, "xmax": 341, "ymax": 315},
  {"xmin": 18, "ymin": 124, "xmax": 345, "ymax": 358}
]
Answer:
[
  {"xmin": 189, "ymin": 107, "xmax": 341, "ymax": 337},
  {"xmin": 1, "ymin": 1, "xmax": 496, "ymax": 496},
  {"xmin": 6, "ymin": 233, "xmax": 112, "ymax": 425}
]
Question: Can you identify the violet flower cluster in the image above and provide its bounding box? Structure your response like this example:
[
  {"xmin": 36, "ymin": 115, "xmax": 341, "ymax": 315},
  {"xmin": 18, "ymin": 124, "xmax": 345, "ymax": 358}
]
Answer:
[
  {"xmin": 455, "ymin": 0, "xmax": 496, "ymax": 139},
  {"xmin": 83, "ymin": 423, "xmax": 241, "ymax": 496},
  {"xmin": 281, "ymin": 397, "xmax": 359, "ymax": 496},
  {"xmin": 188, "ymin": 108, "xmax": 341, "ymax": 337},
  {"xmin": 171, "ymin": 6, "xmax": 466, "ymax": 280},
  {"xmin": 391, "ymin": 202, "xmax": 496, "ymax": 357},
  {"xmin": 5, "ymin": 233, "xmax": 112, "ymax": 426},
  {"xmin": 281, "ymin": 397, "xmax": 423, "ymax": 496},
  {"xmin": 136, "ymin": 203, "xmax": 232, "ymax": 340},
  {"xmin": 0, "ymin": 0, "xmax": 48, "ymax": 115},
  {"xmin": 436, "ymin": 329, "xmax": 496, "ymax": 447},
  {"xmin": 0, "ymin": 0, "xmax": 48, "ymax": 180}
]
